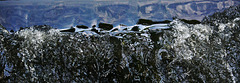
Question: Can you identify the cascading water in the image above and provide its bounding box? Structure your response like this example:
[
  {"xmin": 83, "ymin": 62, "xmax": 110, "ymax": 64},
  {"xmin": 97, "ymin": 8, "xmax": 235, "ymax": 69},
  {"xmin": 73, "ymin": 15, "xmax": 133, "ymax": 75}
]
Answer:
[{"xmin": 0, "ymin": 4, "xmax": 240, "ymax": 83}]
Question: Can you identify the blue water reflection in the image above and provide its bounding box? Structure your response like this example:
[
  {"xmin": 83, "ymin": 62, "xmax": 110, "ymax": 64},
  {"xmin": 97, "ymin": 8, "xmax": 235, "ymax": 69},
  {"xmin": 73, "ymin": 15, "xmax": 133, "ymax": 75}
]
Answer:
[{"xmin": 0, "ymin": 0, "xmax": 239, "ymax": 30}]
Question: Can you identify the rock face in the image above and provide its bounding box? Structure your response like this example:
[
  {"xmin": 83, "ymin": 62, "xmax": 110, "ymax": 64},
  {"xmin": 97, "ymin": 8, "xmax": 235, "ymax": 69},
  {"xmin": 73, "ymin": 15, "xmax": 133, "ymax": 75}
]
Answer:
[{"xmin": 98, "ymin": 23, "xmax": 113, "ymax": 30}]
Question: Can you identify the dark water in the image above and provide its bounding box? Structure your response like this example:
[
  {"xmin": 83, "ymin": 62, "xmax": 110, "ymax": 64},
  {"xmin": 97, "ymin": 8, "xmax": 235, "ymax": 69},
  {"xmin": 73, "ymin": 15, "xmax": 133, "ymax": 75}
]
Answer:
[{"xmin": 1, "ymin": 0, "xmax": 240, "ymax": 83}]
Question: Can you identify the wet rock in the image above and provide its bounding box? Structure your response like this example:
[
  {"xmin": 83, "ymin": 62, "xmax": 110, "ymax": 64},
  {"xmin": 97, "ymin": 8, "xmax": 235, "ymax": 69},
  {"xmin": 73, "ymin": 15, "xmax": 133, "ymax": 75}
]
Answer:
[
  {"xmin": 111, "ymin": 28, "xmax": 118, "ymax": 32},
  {"xmin": 109, "ymin": 36, "xmax": 122, "ymax": 60},
  {"xmin": 123, "ymin": 28, "xmax": 127, "ymax": 30},
  {"xmin": 120, "ymin": 24, "xmax": 127, "ymax": 26},
  {"xmin": 60, "ymin": 27, "xmax": 75, "ymax": 32},
  {"xmin": 10, "ymin": 30, "xmax": 14, "ymax": 33},
  {"xmin": 92, "ymin": 25, "xmax": 96, "ymax": 28},
  {"xmin": 131, "ymin": 26, "xmax": 139, "ymax": 31},
  {"xmin": 179, "ymin": 19, "xmax": 201, "ymax": 24},
  {"xmin": 137, "ymin": 19, "xmax": 172, "ymax": 25},
  {"xmin": 91, "ymin": 28, "xmax": 100, "ymax": 34},
  {"xmin": 150, "ymin": 31, "xmax": 163, "ymax": 42},
  {"xmin": 159, "ymin": 51, "xmax": 173, "ymax": 64},
  {"xmin": 19, "ymin": 27, "xmax": 24, "ymax": 31},
  {"xmin": 76, "ymin": 25, "xmax": 88, "ymax": 29},
  {"xmin": 154, "ymin": 20, "xmax": 172, "ymax": 24},
  {"xmin": 137, "ymin": 19, "xmax": 154, "ymax": 25},
  {"xmin": 98, "ymin": 23, "xmax": 113, "ymax": 30}
]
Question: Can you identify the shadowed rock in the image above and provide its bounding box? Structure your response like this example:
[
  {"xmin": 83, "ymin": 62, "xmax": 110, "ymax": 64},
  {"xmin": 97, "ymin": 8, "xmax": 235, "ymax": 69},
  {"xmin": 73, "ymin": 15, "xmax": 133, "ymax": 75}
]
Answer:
[
  {"xmin": 180, "ymin": 19, "xmax": 201, "ymax": 24},
  {"xmin": 137, "ymin": 19, "xmax": 154, "ymax": 25},
  {"xmin": 19, "ymin": 27, "xmax": 24, "ymax": 31},
  {"xmin": 111, "ymin": 28, "xmax": 118, "ymax": 32},
  {"xmin": 154, "ymin": 20, "xmax": 172, "ymax": 24},
  {"xmin": 91, "ymin": 28, "xmax": 100, "ymax": 34},
  {"xmin": 98, "ymin": 23, "xmax": 113, "ymax": 30},
  {"xmin": 150, "ymin": 31, "xmax": 163, "ymax": 42},
  {"xmin": 131, "ymin": 26, "xmax": 139, "ymax": 31},
  {"xmin": 60, "ymin": 27, "xmax": 75, "ymax": 32},
  {"xmin": 10, "ymin": 30, "xmax": 14, "ymax": 33},
  {"xmin": 76, "ymin": 25, "xmax": 88, "ymax": 29},
  {"xmin": 137, "ymin": 19, "xmax": 172, "ymax": 25}
]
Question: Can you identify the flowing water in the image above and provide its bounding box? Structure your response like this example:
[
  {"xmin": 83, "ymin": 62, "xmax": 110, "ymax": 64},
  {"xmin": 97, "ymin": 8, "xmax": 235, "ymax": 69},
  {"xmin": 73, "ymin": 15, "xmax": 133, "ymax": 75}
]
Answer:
[
  {"xmin": 0, "ymin": 0, "xmax": 240, "ymax": 83},
  {"xmin": 0, "ymin": 0, "xmax": 239, "ymax": 30}
]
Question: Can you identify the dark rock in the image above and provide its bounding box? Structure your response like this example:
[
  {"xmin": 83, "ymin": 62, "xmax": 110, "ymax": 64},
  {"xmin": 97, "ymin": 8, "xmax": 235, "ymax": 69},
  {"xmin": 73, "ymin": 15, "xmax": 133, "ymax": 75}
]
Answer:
[
  {"xmin": 137, "ymin": 19, "xmax": 172, "ymax": 25},
  {"xmin": 150, "ymin": 31, "xmax": 163, "ymax": 42},
  {"xmin": 10, "ymin": 30, "xmax": 14, "ymax": 33},
  {"xmin": 160, "ymin": 51, "xmax": 173, "ymax": 64},
  {"xmin": 111, "ymin": 28, "xmax": 118, "ymax": 32},
  {"xmin": 91, "ymin": 28, "xmax": 100, "ymax": 34},
  {"xmin": 137, "ymin": 19, "xmax": 154, "ymax": 25},
  {"xmin": 76, "ymin": 25, "xmax": 88, "ymax": 29},
  {"xmin": 123, "ymin": 28, "xmax": 127, "ymax": 30},
  {"xmin": 19, "ymin": 27, "xmax": 24, "ymax": 31},
  {"xmin": 154, "ymin": 20, "xmax": 172, "ymax": 24},
  {"xmin": 60, "ymin": 27, "xmax": 75, "ymax": 32},
  {"xmin": 120, "ymin": 24, "xmax": 127, "ymax": 26},
  {"xmin": 109, "ymin": 36, "xmax": 122, "ymax": 60},
  {"xmin": 131, "ymin": 26, "xmax": 139, "ymax": 31},
  {"xmin": 92, "ymin": 25, "xmax": 96, "ymax": 28},
  {"xmin": 180, "ymin": 19, "xmax": 201, "ymax": 24},
  {"xmin": 98, "ymin": 23, "xmax": 113, "ymax": 30}
]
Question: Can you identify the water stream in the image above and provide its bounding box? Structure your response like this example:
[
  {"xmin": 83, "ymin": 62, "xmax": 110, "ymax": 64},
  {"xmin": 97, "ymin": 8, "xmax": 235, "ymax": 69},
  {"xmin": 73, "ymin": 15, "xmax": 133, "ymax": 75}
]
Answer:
[{"xmin": 0, "ymin": 0, "xmax": 240, "ymax": 83}]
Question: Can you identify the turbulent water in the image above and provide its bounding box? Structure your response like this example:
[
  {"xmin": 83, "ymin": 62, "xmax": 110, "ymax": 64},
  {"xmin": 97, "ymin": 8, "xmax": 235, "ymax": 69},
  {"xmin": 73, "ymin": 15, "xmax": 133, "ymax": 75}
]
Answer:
[{"xmin": 0, "ymin": 5, "xmax": 240, "ymax": 83}]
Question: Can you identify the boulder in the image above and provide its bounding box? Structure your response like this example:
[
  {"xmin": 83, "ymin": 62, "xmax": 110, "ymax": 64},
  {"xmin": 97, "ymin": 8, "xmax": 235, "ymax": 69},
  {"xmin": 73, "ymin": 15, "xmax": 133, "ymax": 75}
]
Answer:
[
  {"xmin": 76, "ymin": 25, "xmax": 88, "ymax": 29},
  {"xmin": 98, "ymin": 23, "xmax": 113, "ymax": 30},
  {"xmin": 180, "ymin": 19, "xmax": 201, "ymax": 24},
  {"xmin": 10, "ymin": 30, "xmax": 14, "ymax": 33},
  {"xmin": 91, "ymin": 28, "xmax": 100, "ymax": 34},
  {"xmin": 137, "ymin": 19, "xmax": 172, "ymax": 25},
  {"xmin": 150, "ymin": 31, "xmax": 163, "ymax": 42},
  {"xmin": 60, "ymin": 27, "xmax": 75, "ymax": 32},
  {"xmin": 111, "ymin": 28, "xmax": 118, "ymax": 32},
  {"xmin": 154, "ymin": 20, "xmax": 171, "ymax": 24},
  {"xmin": 131, "ymin": 26, "xmax": 139, "ymax": 31},
  {"xmin": 137, "ymin": 19, "xmax": 153, "ymax": 25}
]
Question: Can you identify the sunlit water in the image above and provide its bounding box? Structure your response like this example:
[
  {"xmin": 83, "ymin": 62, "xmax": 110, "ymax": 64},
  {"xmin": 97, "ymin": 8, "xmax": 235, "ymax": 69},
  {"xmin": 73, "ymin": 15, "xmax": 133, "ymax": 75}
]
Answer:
[{"xmin": 0, "ymin": 0, "xmax": 240, "ymax": 83}]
